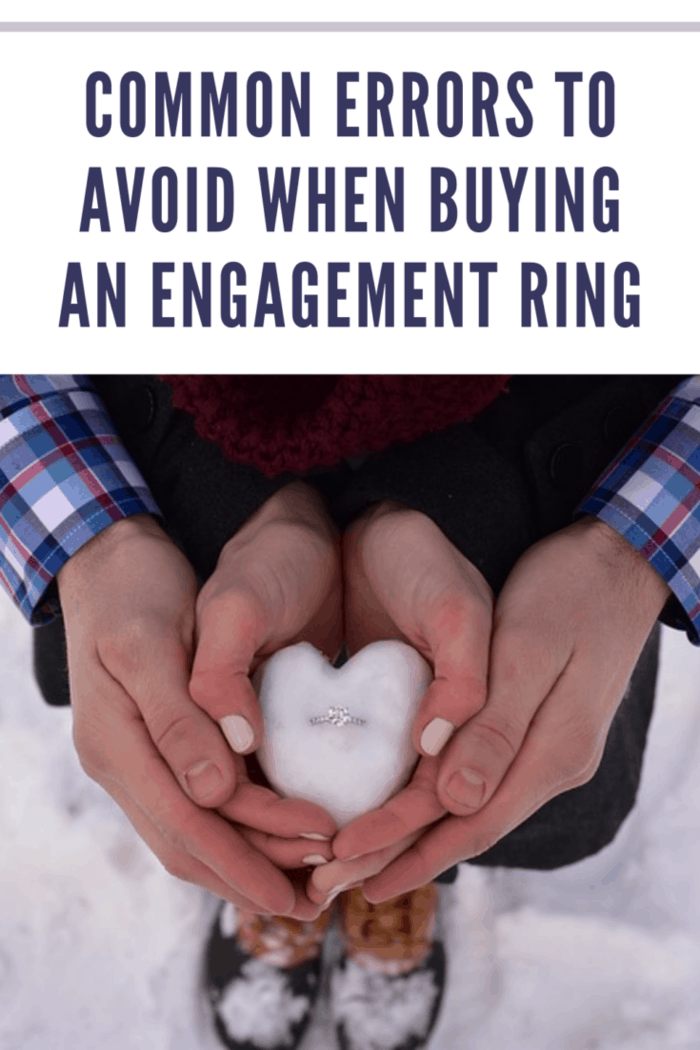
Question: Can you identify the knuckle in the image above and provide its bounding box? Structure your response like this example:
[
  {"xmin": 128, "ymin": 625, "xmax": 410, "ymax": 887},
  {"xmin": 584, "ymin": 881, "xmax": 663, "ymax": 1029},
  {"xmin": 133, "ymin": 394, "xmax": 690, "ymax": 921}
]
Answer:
[
  {"xmin": 568, "ymin": 768, "xmax": 596, "ymax": 789},
  {"xmin": 74, "ymin": 749, "xmax": 101, "ymax": 782},
  {"xmin": 567, "ymin": 749, "xmax": 603, "ymax": 788},
  {"xmin": 436, "ymin": 673, "xmax": 488, "ymax": 726},
  {"xmin": 188, "ymin": 670, "xmax": 220, "ymax": 705},
  {"xmin": 71, "ymin": 721, "xmax": 108, "ymax": 780},
  {"xmin": 568, "ymin": 714, "xmax": 600, "ymax": 755},
  {"xmin": 187, "ymin": 673, "xmax": 208, "ymax": 705},
  {"xmin": 458, "ymin": 679, "xmax": 488, "ymax": 717},
  {"xmin": 469, "ymin": 715, "xmax": 521, "ymax": 764},
  {"xmin": 160, "ymin": 852, "xmax": 192, "ymax": 883},
  {"xmin": 465, "ymin": 832, "xmax": 496, "ymax": 859},
  {"xmin": 549, "ymin": 736, "xmax": 602, "ymax": 790},
  {"xmin": 148, "ymin": 710, "xmax": 200, "ymax": 756}
]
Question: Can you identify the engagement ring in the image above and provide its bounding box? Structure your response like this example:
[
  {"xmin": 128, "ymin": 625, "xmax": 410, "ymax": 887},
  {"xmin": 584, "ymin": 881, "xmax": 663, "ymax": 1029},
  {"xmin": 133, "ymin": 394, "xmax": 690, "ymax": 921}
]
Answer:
[{"xmin": 309, "ymin": 705, "xmax": 367, "ymax": 727}]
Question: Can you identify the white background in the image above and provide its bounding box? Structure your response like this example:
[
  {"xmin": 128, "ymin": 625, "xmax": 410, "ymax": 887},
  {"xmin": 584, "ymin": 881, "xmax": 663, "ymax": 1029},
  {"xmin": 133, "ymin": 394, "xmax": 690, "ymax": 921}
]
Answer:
[{"xmin": 0, "ymin": 11, "xmax": 697, "ymax": 371}]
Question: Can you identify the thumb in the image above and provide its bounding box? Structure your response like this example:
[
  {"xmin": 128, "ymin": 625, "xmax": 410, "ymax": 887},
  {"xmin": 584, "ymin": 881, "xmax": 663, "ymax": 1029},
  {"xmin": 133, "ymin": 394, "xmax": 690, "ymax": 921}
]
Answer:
[
  {"xmin": 412, "ymin": 597, "xmax": 491, "ymax": 759},
  {"xmin": 115, "ymin": 627, "xmax": 239, "ymax": 809},
  {"xmin": 434, "ymin": 623, "xmax": 566, "ymax": 816},
  {"xmin": 190, "ymin": 589, "xmax": 265, "ymax": 755}
]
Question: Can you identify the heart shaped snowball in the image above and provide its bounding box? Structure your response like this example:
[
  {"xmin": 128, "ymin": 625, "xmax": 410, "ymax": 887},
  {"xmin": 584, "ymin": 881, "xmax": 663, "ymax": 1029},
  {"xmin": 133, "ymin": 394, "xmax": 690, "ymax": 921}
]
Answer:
[{"xmin": 254, "ymin": 641, "xmax": 433, "ymax": 827}]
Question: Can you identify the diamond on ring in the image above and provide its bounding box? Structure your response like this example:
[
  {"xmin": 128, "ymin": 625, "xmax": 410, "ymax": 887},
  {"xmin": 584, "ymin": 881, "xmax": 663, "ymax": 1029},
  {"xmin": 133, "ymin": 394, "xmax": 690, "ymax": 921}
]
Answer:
[{"xmin": 309, "ymin": 705, "xmax": 367, "ymax": 727}]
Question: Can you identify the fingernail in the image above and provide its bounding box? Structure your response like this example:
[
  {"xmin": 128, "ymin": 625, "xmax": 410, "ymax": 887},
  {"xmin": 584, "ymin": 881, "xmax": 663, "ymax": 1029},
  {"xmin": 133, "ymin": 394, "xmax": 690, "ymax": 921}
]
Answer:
[
  {"xmin": 421, "ymin": 717, "xmax": 456, "ymax": 756},
  {"xmin": 185, "ymin": 760, "xmax": 223, "ymax": 802},
  {"xmin": 219, "ymin": 715, "xmax": 254, "ymax": 753},
  {"xmin": 324, "ymin": 880, "xmax": 363, "ymax": 903},
  {"xmin": 302, "ymin": 854, "xmax": 328, "ymax": 866},
  {"xmin": 300, "ymin": 832, "xmax": 331, "ymax": 841},
  {"xmin": 446, "ymin": 769, "xmax": 485, "ymax": 809}
]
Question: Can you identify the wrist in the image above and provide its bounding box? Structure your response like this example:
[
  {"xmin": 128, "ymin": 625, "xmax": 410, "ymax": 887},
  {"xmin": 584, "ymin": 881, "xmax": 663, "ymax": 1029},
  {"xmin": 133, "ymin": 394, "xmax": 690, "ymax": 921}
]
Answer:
[
  {"xmin": 579, "ymin": 515, "xmax": 672, "ymax": 612},
  {"xmin": 56, "ymin": 513, "xmax": 163, "ymax": 590}
]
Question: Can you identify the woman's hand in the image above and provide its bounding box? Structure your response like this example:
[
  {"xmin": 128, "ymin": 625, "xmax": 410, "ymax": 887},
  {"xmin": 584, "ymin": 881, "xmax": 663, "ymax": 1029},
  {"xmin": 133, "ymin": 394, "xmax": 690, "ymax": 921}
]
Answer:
[
  {"xmin": 190, "ymin": 480, "xmax": 344, "ymax": 915},
  {"xmin": 330, "ymin": 501, "xmax": 493, "ymax": 871},
  {"xmin": 190, "ymin": 480, "xmax": 343, "ymax": 755}
]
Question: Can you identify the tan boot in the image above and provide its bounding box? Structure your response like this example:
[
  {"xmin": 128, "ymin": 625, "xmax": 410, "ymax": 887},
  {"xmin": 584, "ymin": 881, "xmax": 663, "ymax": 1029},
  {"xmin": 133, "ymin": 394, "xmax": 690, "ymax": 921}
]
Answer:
[{"xmin": 332, "ymin": 884, "xmax": 446, "ymax": 1050}]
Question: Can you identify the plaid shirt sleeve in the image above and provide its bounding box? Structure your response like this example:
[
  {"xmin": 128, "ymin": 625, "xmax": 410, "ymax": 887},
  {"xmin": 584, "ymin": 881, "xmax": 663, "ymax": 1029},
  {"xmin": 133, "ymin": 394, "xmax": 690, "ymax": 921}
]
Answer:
[
  {"xmin": 578, "ymin": 376, "xmax": 700, "ymax": 646},
  {"xmin": 0, "ymin": 375, "xmax": 162, "ymax": 625}
]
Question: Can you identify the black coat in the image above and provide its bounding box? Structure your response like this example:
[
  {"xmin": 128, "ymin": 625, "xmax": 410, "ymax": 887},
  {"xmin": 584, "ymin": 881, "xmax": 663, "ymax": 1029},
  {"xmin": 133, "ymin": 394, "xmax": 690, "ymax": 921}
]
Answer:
[{"xmin": 33, "ymin": 374, "xmax": 683, "ymax": 873}]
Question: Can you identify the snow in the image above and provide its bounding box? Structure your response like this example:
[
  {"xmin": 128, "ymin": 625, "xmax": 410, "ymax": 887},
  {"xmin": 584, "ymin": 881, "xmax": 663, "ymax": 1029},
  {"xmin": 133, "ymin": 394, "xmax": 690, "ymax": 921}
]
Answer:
[
  {"xmin": 216, "ymin": 957, "xmax": 311, "ymax": 1049},
  {"xmin": 255, "ymin": 641, "xmax": 431, "ymax": 827},
  {"xmin": 331, "ymin": 958, "xmax": 441, "ymax": 1050},
  {"xmin": 2, "ymin": 597, "xmax": 700, "ymax": 1050}
]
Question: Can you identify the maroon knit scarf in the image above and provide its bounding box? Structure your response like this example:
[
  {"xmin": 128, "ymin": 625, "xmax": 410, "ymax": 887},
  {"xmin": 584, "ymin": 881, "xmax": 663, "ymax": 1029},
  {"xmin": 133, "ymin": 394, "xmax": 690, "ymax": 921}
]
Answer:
[{"xmin": 162, "ymin": 375, "xmax": 510, "ymax": 476}]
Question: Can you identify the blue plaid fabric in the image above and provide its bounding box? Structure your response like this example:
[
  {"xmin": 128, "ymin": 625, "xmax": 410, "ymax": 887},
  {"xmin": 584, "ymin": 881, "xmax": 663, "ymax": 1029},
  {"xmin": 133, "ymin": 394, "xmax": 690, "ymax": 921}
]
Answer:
[
  {"xmin": 3, "ymin": 374, "xmax": 700, "ymax": 644},
  {"xmin": 0, "ymin": 375, "xmax": 161, "ymax": 624},
  {"xmin": 580, "ymin": 377, "xmax": 700, "ymax": 645}
]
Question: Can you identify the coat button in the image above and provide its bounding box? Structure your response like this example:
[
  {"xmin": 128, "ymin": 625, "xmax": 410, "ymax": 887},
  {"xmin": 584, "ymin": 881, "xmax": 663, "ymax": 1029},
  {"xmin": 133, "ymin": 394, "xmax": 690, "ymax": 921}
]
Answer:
[
  {"xmin": 548, "ymin": 443, "xmax": 582, "ymax": 489},
  {"xmin": 130, "ymin": 385, "xmax": 156, "ymax": 433}
]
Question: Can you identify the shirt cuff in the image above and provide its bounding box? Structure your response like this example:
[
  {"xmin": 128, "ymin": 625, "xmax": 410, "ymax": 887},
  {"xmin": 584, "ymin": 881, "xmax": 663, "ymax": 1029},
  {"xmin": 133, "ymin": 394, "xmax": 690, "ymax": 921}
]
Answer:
[
  {"xmin": 578, "ymin": 377, "xmax": 700, "ymax": 645},
  {"xmin": 0, "ymin": 379, "xmax": 161, "ymax": 625}
]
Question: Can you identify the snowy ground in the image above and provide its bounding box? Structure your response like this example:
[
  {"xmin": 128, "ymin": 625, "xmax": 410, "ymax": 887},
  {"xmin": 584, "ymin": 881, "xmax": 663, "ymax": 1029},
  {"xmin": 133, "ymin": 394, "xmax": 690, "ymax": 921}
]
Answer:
[{"xmin": 2, "ymin": 600, "xmax": 700, "ymax": 1050}]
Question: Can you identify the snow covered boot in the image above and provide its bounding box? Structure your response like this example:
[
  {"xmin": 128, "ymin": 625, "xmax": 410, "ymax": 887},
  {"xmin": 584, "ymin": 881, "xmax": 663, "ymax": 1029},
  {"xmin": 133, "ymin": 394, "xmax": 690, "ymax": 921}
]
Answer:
[
  {"xmin": 331, "ymin": 884, "xmax": 446, "ymax": 1050},
  {"xmin": 204, "ymin": 901, "xmax": 333, "ymax": 1050}
]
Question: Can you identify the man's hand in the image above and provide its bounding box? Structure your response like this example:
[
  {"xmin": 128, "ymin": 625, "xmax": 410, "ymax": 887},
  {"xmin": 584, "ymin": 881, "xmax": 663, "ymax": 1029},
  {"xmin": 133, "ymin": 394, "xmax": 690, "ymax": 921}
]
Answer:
[
  {"xmin": 329, "ymin": 502, "xmax": 493, "ymax": 878},
  {"xmin": 58, "ymin": 505, "xmax": 337, "ymax": 919},
  {"xmin": 349, "ymin": 517, "xmax": 671, "ymax": 902}
]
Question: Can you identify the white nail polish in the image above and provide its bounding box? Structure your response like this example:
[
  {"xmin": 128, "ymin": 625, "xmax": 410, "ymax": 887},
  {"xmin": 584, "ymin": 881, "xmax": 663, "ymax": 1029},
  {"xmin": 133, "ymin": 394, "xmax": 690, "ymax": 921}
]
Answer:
[
  {"xmin": 300, "ymin": 832, "xmax": 331, "ymax": 841},
  {"xmin": 302, "ymin": 854, "xmax": 328, "ymax": 866},
  {"xmin": 219, "ymin": 714, "xmax": 254, "ymax": 753},
  {"xmin": 420, "ymin": 717, "xmax": 456, "ymax": 756}
]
